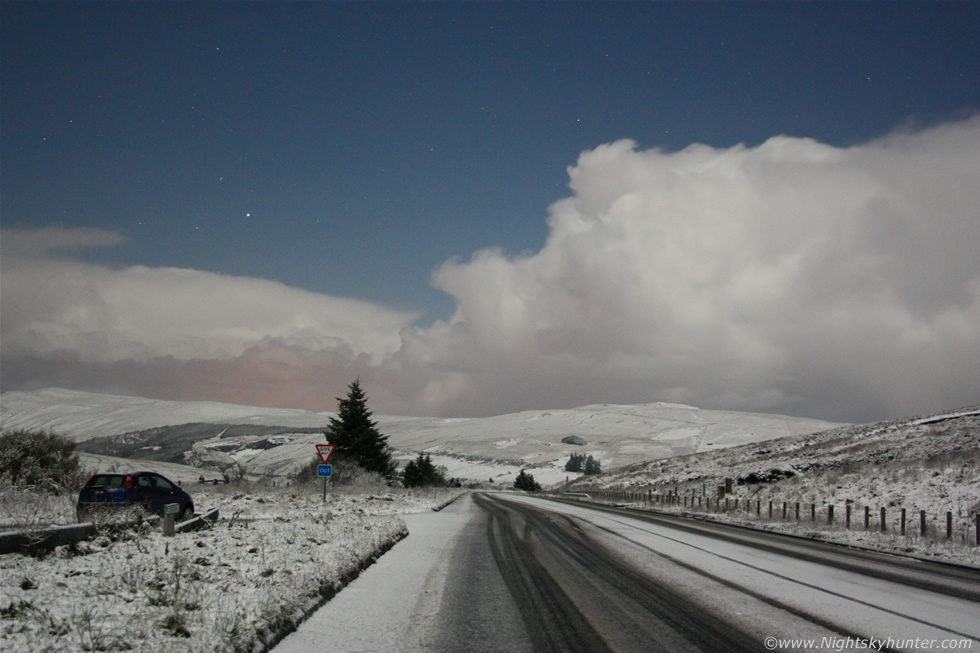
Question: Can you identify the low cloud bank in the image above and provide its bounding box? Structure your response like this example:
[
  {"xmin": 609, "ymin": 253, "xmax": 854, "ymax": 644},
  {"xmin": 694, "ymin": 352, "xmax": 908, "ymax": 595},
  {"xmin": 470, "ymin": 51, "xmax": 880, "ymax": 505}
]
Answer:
[
  {"xmin": 0, "ymin": 227, "xmax": 415, "ymax": 408},
  {"xmin": 3, "ymin": 117, "xmax": 979, "ymax": 422}
]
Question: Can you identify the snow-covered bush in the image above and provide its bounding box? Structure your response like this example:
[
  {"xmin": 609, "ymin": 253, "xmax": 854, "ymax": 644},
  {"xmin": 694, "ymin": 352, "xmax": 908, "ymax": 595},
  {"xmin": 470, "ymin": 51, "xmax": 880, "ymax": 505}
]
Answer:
[{"xmin": 0, "ymin": 430, "xmax": 89, "ymax": 494}]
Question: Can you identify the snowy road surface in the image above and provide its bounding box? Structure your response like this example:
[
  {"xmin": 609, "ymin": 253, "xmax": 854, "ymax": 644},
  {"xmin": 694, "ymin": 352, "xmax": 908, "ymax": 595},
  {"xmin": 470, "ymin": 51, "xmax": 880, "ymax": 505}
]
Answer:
[{"xmin": 274, "ymin": 493, "xmax": 980, "ymax": 652}]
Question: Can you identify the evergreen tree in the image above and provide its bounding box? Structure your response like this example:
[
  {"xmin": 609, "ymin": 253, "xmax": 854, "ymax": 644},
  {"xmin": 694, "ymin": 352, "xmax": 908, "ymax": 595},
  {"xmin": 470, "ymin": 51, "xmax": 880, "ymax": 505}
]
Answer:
[
  {"xmin": 402, "ymin": 457, "xmax": 422, "ymax": 488},
  {"xmin": 513, "ymin": 469, "xmax": 541, "ymax": 492},
  {"xmin": 583, "ymin": 455, "xmax": 602, "ymax": 475},
  {"xmin": 325, "ymin": 380, "xmax": 395, "ymax": 477},
  {"xmin": 402, "ymin": 453, "xmax": 447, "ymax": 488},
  {"xmin": 564, "ymin": 453, "xmax": 585, "ymax": 472}
]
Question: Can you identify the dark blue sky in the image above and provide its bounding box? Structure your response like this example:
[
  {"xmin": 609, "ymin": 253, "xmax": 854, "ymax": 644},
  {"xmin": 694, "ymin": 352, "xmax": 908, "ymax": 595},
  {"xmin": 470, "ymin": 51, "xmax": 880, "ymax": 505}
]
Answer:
[{"xmin": 4, "ymin": 1, "xmax": 979, "ymax": 322}]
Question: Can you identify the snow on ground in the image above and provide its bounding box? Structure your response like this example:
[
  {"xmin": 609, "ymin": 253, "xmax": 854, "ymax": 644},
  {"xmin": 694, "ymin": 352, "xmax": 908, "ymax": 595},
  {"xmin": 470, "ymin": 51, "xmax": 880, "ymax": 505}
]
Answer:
[
  {"xmin": 3, "ymin": 388, "xmax": 977, "ymax": 650},
  {"xmin": 566, "ymin": 408, "xmax": 980, "ymax": 566},
  {"xmin": 0, "ymin": 482, "xmax": 462, "ymax": 653},
  {"xmin": 273, "ymin": 494, "xmax": 486, "ymax": 653},
  {"xmin": 378, "ymin": 402, "xmax": 842, "ymax": 476},
  {"xmin": 75, "ymin": 453, "xmax": 227, "ymax": 486},
  {"xmin": 0, "ymin": 389, "xmax": 333, "ymax": 442}
]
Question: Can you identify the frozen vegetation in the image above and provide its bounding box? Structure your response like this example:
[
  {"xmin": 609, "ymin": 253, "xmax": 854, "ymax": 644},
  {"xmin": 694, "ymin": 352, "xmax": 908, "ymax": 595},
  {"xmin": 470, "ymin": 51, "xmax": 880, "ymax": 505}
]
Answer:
[
  {"xmin": 1, "ymin": 480, "xmax": 461, "ymax": 653},
  {"xmin": 567, "ymin": 408, "xmax": 980, "ymax": 564}
]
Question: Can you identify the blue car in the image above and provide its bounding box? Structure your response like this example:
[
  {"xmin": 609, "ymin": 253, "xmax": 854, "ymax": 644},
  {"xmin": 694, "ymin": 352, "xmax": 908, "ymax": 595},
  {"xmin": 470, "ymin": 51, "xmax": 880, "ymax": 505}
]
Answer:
[{"xmin": 77, "ymin": 471, "xmax": 195, "ymax": 522}]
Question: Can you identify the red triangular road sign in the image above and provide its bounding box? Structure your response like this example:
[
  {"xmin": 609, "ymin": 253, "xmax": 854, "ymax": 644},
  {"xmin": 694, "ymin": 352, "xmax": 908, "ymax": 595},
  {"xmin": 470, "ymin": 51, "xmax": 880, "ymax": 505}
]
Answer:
[
  {"xmin": 316, "ymin": 444, "xmax": 337, "ymax": 465},
  {"xmin": 316, "ymin": 444, "xmax": 336, "ymax": 464}
]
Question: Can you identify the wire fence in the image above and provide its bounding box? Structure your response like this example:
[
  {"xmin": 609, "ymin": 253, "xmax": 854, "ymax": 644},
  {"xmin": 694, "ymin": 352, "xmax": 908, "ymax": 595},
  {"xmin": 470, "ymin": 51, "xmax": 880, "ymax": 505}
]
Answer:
[{"xmin": 586, "ymin": 484, "xmax": 980, "ymax": 548}]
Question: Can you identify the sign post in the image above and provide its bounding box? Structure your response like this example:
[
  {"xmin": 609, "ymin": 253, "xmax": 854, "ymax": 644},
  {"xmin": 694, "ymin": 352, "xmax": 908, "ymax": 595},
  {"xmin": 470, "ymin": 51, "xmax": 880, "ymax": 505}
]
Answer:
[{"xmin": 316, "ymin": 445, "xmax": 336, "ymax": 502}]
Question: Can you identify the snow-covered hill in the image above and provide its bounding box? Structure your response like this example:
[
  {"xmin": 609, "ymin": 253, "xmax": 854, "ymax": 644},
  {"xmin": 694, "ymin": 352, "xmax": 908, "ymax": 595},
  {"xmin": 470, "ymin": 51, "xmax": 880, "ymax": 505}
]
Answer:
[
  {"xmin": 565, "ymin": 405, "xmax": 980, "ymax": 562},
  {"xmin": 1, "ymin": 388, "xmax": 843, "ymax": 486},
  {"xmin": 0, "ymin": 388, "xmax": 329, "ymax": 440},
  {"xmin": 574, "ymin": 404, "xmax": 980, "ymax": 494}
]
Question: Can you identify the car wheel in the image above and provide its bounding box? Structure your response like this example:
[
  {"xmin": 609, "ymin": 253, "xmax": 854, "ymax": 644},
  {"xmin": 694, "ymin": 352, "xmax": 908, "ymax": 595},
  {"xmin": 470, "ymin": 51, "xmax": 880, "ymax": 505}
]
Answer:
[{"xmin": 181, "ymin": 505, "xmax": 195, "ymax": 521}]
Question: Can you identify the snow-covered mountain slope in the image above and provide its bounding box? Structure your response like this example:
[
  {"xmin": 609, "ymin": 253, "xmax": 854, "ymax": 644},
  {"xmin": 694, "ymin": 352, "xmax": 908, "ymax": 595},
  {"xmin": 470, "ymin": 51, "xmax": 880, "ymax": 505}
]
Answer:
[
  {"xmin": 559, "ymin": 404, "xmax": 980, "ymax": 565},
  {"xmin": 1, "ymin": 388, "xmax": 843, "ymax": 486},
  {"xmin": 577, "ymin": 404, "xmax": 980, "ymax": 492},
  {"xmin": 0, "ymin": 388, "xmax": 330, "ymax": 440},
  {"xmin": 376, "ymin": 403, "xmax": 842, "ymax": 480},
  {"xmin": 566, "ymin": 405, "xmax": 980, "ymax": 546}
]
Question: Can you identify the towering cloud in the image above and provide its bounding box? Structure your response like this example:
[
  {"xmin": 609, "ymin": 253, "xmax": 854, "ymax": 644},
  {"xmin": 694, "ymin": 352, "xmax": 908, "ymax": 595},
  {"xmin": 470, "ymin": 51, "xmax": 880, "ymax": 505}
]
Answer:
[{"xmin": 393, "ymin": 116, "xmax": 980, "ymax": 420}]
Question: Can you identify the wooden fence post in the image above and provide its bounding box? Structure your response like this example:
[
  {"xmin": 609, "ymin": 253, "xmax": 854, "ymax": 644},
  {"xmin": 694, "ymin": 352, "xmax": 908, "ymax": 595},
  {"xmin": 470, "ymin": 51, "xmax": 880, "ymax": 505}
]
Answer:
[
  {"xmin": 795, "ymin": 502, "xmax": 800, "ymax": 521},
  {"xmin": 828, "ymin": 504, "xmax": 834, "ymax": 524},
  {"xmin": 756, "ymin": 500, "xmax": 761, "ymax": 516},
  {"xmin": 811, "ymin": 503, "xmax": 816, "ymax": 521},
  {"xmin": 881, "ymin": 507, "xmax": 887, "ymax": 533},
  {"xmin": 921, "ymin": 510, "xmax": 927, "ymax": 537},
  {"xmin": 846, "ymin": 504, "xmax": 851, "ymax": 529},
  {"xmin": 768, "ymin": 500, "xmax": 773, "ymax": 519},
  {"xmin": 865, "ymin": 506, "xmax": 870, "ymax": 530},
  {"xmin": 782, "ymin": 502, "xmax": 787, "ymax": 519},
  {"xmin": 947, "ymin": 512, "xmax": 953, "ymax": 541}
]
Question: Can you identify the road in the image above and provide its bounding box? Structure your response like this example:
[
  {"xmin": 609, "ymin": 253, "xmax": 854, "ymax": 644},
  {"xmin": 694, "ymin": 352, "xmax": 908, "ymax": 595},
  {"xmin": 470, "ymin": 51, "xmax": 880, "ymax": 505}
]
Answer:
[{"xmin": 274, "ymin": 493, "xmax": 980, "ymax": 652}]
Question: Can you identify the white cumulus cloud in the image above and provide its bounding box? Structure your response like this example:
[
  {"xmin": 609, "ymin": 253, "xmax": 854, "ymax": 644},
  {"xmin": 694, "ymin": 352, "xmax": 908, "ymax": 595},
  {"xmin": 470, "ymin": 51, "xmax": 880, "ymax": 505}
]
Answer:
[{"xmin": 393, "ymin": 117, "xmax": 980, "ymax": 420}]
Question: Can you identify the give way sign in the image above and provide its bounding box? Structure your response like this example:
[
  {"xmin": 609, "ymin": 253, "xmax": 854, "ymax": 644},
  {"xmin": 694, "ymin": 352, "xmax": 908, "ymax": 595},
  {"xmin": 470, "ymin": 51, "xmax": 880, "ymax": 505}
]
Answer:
[{"xmin": 316, "ymin": 444, "xmax": 336, "ymax": 464}]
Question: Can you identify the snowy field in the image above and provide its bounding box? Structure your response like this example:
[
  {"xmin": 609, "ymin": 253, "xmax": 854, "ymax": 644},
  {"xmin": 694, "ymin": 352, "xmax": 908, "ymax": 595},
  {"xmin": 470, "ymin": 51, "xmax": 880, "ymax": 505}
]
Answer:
[{"xmin": 0, "ymin": 482, "xmax": 462, "ymax": 653}]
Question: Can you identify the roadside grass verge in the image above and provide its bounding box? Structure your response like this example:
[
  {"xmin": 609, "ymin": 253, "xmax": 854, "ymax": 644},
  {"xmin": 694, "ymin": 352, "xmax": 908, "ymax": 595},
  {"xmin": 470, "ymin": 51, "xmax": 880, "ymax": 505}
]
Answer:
[{"xmin": 1, "ymin": 484, "xmax": 463, "ymax": 652}]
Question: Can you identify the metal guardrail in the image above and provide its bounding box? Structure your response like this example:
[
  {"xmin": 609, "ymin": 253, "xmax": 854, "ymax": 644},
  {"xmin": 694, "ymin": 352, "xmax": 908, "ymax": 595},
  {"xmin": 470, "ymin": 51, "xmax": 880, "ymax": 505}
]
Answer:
[
  {"xmin": 0, "ymin": 523, "xmax": 98, "ymax": 555},
  {"xmin": 175, "ymin": 508, "xmax": 219, "ymax": 534},
  {"xmin": 0, "ymin": 508, "xmax": 219, "ymax": 555}
]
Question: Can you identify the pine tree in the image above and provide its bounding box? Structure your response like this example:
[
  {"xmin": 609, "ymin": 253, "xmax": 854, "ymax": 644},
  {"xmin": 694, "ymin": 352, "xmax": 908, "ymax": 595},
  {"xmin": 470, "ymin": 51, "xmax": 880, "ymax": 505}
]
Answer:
[
  {"xmin": 402, "ymin": 456, "xmax": 422, "ymax": 488},
  {"xmin": 402, "ymin": 453, "xmax": 447, "ymax": 488},
  {"xmin": 325, "ymin": 380, "xmax": 395, "ymax": 477},
  {"xmin": 583, "ymin": 455, "xmax": 601, "ymax": 475},
  {"xmin": 564, "ymin": 452, "xmax": 585, "ymax": 472},
  {"xmin": 513, "ymin": 469, "xmax": 541, "ymax": 492}
]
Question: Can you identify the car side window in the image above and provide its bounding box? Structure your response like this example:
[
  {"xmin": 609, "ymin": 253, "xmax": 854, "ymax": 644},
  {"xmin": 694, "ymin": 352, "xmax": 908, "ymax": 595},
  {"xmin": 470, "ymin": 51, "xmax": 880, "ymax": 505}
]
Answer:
[
  {"xmin": 153, "ymin": 476, "xmax": 173, "ymax": 490},
  {"xmin": 138, "ymin": 476, "xmax": 152, "ymax": 488}
]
